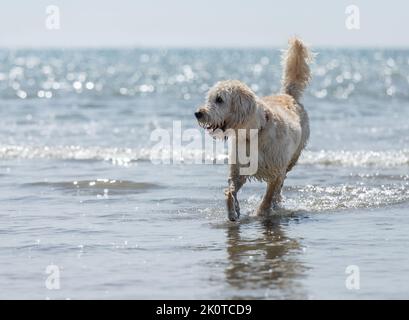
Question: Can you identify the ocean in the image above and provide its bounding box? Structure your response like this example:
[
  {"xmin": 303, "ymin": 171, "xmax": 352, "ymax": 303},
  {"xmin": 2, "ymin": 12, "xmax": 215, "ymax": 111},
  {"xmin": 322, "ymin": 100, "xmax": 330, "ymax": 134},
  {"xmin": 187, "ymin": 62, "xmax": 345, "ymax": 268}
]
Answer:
[{"xmin": 0, "ymin": 48, "xmax": 409, "ymax": 299}]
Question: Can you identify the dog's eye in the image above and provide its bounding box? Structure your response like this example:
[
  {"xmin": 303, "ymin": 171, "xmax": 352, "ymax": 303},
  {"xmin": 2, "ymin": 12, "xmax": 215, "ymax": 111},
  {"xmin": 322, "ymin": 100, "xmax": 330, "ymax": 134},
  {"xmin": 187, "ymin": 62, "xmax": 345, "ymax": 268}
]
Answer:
[{"xmin": 215, "ymin": 96, "xmax": 223, "ymax": 104}]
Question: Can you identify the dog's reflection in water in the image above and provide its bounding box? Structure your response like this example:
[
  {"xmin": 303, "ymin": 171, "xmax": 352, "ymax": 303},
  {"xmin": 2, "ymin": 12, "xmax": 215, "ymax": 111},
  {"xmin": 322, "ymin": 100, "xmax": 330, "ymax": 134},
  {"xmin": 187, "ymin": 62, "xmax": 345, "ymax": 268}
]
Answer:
[{"xmin": 224, "ymin": 213, "xmax": 308, "ymax": 299}]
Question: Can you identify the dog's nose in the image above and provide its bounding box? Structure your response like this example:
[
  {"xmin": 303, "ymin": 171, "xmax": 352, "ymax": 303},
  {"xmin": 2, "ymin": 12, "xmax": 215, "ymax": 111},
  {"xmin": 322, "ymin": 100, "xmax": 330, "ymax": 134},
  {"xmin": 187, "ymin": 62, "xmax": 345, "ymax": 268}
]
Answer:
[{"xmin": 194, "ymin": 111, "xmax": 203, "ymax": 119}]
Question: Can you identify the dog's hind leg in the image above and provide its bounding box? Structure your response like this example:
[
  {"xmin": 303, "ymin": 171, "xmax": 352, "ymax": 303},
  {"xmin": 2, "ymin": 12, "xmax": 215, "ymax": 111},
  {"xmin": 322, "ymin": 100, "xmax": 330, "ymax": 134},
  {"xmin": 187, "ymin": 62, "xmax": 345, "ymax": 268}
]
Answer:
[
  {"xmin": 256, "ymin": 175, "xmax": 285, "ymax": 216},
  {"xmin": 225, "ymin": 165, "xmax": 247, "ymax": 221}
]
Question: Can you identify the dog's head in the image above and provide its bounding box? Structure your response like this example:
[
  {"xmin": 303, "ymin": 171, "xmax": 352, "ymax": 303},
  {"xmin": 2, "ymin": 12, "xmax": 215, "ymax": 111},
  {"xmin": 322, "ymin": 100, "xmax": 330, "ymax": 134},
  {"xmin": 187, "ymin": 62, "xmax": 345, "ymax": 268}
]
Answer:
[{"xmin": 195, "ymin": 80, "xmax": 256, "ymax": 133}]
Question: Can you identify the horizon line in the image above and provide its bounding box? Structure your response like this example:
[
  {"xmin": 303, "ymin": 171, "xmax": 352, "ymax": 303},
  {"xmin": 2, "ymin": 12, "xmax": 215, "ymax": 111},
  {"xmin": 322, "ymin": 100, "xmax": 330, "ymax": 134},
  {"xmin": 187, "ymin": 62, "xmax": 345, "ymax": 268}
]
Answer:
[{"xmin": 1, "ymin": 44, "xmax": 409, "ymax": 51}]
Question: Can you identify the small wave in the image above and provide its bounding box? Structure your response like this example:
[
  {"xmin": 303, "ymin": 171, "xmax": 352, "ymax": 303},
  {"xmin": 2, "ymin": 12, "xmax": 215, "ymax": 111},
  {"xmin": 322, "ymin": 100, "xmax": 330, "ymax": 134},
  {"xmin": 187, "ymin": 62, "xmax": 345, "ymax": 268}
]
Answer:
[
  {"xmin": 300, "ymin": 150, "xmax": 409, "ymax": 167},
  {"xmin": 0, "ymin": 145, "xmax": 140, "ymax": 166},
  {"xmin": 0, "ymin": 145, "xmax": 225, "ymax": 165},
  {"xmin": 1, "ymin": 145, "xmax": 408, "ymax": 167},
  {"xmin": 24, "ymin": 179, "xmax": 160, "ymax": 195}
]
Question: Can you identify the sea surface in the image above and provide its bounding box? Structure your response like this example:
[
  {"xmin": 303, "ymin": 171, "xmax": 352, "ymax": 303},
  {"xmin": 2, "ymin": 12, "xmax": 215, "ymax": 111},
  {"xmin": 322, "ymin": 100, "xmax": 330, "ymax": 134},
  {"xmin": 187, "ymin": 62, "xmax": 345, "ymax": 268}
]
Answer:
[{"xmin": 0, "ymin": 48, "xmax": 409, "ymax": 299}]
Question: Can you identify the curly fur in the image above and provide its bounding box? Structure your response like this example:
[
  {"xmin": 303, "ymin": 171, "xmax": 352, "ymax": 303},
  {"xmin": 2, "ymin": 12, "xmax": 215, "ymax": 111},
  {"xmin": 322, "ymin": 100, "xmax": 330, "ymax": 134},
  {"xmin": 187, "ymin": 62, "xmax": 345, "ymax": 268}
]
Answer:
[{"xmin": 195, "ymin": 37, "xmax": 313, "ymax": 221}]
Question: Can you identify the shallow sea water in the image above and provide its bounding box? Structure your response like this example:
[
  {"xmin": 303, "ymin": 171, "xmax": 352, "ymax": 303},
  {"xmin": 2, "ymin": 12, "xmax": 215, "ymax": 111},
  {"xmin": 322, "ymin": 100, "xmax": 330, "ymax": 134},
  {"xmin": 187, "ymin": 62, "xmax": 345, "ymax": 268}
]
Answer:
[{"xmin": 0, "ymin": 48, "xmax": 409, "ymax": 299}]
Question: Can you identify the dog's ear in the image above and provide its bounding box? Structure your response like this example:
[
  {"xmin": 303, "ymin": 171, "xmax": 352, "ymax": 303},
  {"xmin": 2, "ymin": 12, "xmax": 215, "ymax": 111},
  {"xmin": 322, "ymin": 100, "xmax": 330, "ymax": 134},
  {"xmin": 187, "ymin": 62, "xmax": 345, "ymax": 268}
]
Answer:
[{"xmin": 230, "ymin": 86, "xmax": 256, "ymax": 126}]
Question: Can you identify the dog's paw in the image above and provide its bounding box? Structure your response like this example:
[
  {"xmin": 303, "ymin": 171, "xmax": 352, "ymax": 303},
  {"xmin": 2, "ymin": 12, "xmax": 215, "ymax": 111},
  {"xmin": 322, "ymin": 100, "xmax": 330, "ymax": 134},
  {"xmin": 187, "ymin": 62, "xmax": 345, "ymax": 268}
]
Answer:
[
  {"xmin": 226, "ymin": 191, "xmax": 240, "ymax": 221},
  {"xmin": 255, "ymin": 206, "xmax": 272, "ymax": 217}
]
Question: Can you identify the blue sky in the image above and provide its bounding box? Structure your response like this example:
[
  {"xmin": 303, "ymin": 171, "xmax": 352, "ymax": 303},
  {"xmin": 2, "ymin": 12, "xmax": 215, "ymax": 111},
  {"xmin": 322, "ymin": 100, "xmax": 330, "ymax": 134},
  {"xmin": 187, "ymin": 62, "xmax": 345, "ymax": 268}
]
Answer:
[{"xmin": 0, "ymin": 0, "xmax": 408, "ymax": 48}]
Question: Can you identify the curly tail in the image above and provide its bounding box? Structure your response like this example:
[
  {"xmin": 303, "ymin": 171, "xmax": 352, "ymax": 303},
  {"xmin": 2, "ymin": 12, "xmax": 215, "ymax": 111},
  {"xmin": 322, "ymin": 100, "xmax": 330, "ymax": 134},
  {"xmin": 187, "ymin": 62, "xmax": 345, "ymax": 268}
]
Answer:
[{"xmin": 281, "ymin": 37, "xmax": 313, "ymax": 101}]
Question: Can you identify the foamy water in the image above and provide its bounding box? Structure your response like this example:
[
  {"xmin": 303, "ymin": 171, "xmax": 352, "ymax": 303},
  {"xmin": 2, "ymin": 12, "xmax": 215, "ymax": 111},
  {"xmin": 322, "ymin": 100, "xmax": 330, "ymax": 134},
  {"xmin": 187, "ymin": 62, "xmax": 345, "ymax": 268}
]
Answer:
[
  {"xmin": 1, "ymin": 48, "xmax": 409, "ymax": 299},
  {"xmin": 2, "ymin": 145, "xmax": 409, "ymax": 168}
]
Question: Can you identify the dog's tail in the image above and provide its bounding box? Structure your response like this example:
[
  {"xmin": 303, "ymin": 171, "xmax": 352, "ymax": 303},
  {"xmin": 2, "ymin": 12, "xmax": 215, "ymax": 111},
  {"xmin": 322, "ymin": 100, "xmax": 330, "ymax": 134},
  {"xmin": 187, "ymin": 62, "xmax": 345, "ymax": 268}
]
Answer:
[{"xmin": 281, "ymin": 37, "xmax": 313, "ymax": 101}]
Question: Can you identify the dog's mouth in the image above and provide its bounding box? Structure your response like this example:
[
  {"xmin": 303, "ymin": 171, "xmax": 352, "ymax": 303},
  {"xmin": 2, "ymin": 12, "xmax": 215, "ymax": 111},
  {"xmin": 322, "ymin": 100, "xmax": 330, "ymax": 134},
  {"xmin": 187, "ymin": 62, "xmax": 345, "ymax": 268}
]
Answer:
[
  {"xmin": 206, "ymin": 123, "xmax": 227, "ymax": 132},
  {"xmin": 199, "ymin": 121, "xmax": 227, "ymax": 133}
]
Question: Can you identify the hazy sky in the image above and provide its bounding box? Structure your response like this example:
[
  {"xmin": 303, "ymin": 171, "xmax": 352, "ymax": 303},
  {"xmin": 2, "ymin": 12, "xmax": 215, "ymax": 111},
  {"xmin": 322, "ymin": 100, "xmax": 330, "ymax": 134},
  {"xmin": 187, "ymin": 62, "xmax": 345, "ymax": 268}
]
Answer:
[{"xmin": 0, "ymin": 0, "xmax": 408, "ymax": 48}]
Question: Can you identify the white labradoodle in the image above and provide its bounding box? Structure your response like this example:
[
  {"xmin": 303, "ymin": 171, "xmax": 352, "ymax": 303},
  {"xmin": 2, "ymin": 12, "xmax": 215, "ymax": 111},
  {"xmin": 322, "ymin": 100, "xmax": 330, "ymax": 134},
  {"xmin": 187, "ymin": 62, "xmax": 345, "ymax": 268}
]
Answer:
[{"xmin": 195, "ymin": 38, "xmax": 313, "ymax": 221}]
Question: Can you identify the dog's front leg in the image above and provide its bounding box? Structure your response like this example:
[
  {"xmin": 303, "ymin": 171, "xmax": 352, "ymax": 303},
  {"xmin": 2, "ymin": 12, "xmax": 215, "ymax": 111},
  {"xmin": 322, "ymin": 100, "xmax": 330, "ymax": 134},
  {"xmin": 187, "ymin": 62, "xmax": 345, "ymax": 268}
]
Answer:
[{"xmin": 225, "ymin": 164, "xmax": 246, "ymax": 221}]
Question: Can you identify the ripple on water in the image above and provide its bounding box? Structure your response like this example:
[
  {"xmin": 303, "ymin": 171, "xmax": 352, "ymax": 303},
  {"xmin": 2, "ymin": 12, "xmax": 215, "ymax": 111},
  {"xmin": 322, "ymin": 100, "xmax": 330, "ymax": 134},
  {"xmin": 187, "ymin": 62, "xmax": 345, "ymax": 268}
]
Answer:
[{"xmin": 22, "ymin": 179, "xmax": 161, "ymax": 195}]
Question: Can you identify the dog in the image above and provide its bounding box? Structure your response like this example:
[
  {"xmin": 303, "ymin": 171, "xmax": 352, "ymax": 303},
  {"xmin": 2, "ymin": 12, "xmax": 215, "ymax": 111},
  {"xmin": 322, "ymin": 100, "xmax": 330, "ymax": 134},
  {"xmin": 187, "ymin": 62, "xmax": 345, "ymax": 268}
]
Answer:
[{"xmin": 195, "ymin": 38, "xmax": 312, "ymax": 221}]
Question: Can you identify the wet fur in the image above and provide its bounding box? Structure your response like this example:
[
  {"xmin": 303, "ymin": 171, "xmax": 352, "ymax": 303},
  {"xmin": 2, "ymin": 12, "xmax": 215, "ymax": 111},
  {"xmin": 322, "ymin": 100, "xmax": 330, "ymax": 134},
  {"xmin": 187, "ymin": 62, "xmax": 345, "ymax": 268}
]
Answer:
[{"xmin": 196, "ymin": 38, "xmax": 313, "ymax": 220}]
